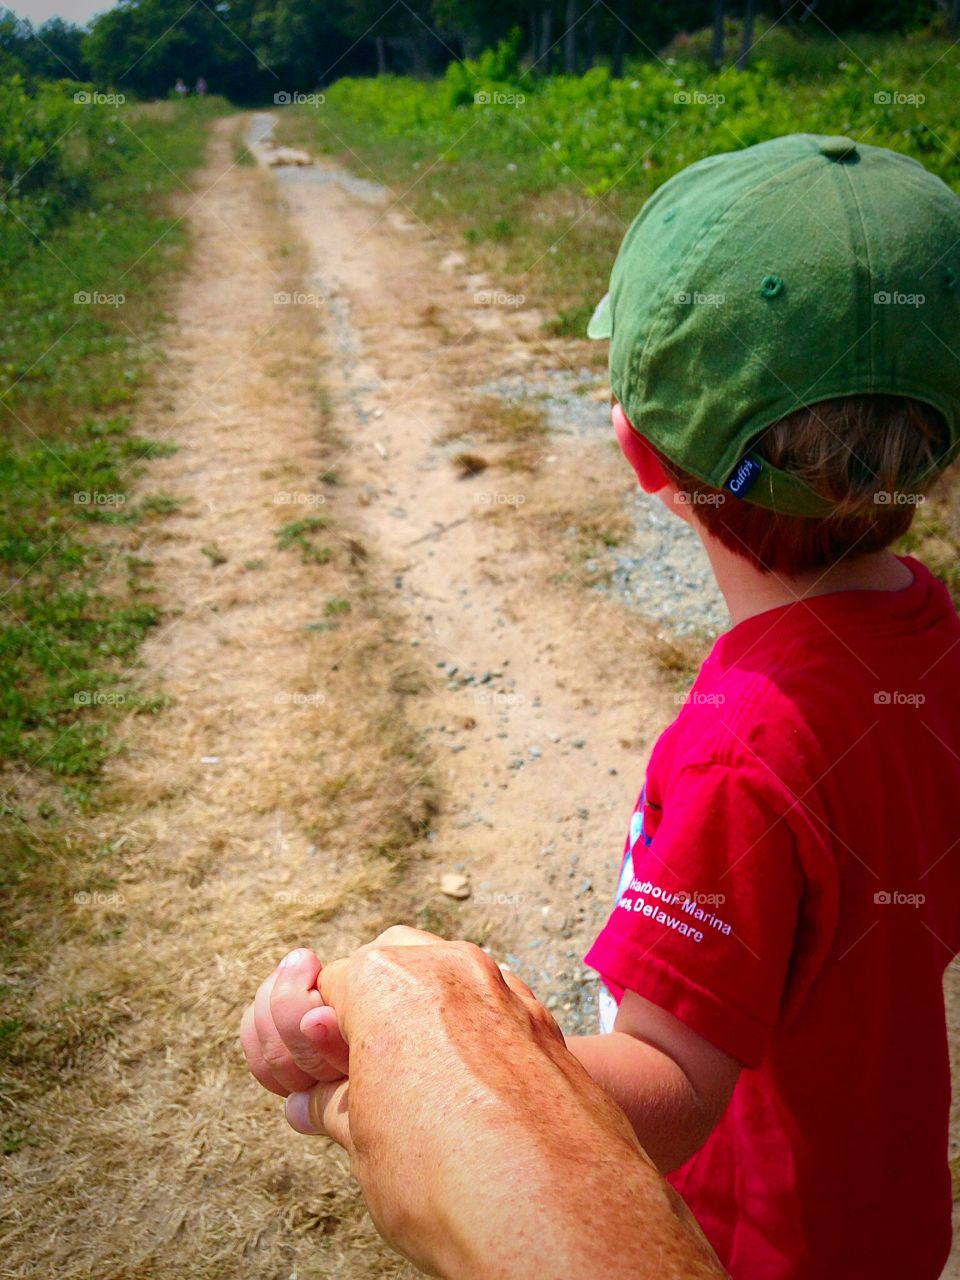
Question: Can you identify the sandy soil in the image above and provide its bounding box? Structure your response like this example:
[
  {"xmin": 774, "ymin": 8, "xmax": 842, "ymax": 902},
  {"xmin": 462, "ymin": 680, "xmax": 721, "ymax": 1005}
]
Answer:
[{"xmin": 3, "ymin": 111, "xmax": 957, "ymax": 1277}]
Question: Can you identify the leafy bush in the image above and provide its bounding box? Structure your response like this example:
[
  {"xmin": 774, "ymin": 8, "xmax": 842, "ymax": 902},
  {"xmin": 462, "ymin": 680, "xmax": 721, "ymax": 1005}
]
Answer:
[{"xmin": 0, "ymin": 76, "xmax": 131, "ymax": 258}]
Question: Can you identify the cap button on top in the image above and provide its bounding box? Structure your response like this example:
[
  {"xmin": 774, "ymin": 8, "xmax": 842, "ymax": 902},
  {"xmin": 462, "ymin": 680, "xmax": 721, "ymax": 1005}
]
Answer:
[{"xmin": 819, "ymin": 136, "xmax": 859, "ymax": 161}]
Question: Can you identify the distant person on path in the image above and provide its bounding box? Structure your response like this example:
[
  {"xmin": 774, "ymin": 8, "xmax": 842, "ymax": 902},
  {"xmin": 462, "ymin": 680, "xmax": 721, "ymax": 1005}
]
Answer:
[
  {"xmin": 173, "ymin": 77, "xmax": 188, "ymax": 97},
  {"xmin": 194, "ymin": 77, "xmax": 207, "ymax": 96},
  {"xmin": 241, "ymin": 134, "xmax": 960, "ymax": 1279}
]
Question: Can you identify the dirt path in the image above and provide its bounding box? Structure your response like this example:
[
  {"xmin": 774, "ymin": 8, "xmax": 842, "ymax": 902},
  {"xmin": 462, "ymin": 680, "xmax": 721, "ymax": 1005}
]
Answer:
[{"xmin": 4, "ymin": 112, "xmax": 958, "ymax": 1277}]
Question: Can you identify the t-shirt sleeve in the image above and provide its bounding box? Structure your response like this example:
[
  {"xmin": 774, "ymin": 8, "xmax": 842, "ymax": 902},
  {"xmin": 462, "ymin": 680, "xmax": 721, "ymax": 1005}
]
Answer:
[{"xmin": 584, "ymin": 763, "xmax": 806, "ymax": 1068}]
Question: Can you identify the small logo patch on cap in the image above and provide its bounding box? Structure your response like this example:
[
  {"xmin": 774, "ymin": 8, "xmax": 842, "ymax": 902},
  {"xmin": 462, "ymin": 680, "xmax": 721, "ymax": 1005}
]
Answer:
[{"xmin": 726, "ymin": 455, "xmax": 763, "ymax": 498}]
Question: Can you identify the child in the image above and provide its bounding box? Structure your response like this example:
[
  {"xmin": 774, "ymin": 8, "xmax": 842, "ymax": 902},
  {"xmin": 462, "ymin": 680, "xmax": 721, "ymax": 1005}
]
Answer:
[
  {"xmin": 242, "ymin": 133, "xmax": 960, "ymax": 1280},
  {"xmin": 566, "ymin": 132, "xmax": 960, "ymax": 1279}
]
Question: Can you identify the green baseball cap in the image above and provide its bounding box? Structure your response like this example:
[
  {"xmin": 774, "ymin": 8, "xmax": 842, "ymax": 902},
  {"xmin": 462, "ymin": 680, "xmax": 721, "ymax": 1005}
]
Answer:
[{"xmin": 588, "ymin": 133, "xmax": 960, "ymax": 516}]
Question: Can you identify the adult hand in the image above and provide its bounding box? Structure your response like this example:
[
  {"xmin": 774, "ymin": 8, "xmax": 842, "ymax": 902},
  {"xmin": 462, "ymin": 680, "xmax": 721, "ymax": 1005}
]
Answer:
[{"xmin": 282, "ymin": 926, "xmax": 726, "ymax": 1280}]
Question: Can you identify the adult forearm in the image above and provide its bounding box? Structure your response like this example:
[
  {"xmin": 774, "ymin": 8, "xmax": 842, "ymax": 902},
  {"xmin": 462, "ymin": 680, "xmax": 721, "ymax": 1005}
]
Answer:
[
  {"xmin": 567, "ymin": 1032, "xmax": 713, "ymax": 1172},
  {"xmin": 421, "ymin": 1043, "xmax": 726, "ymax": 1280}
]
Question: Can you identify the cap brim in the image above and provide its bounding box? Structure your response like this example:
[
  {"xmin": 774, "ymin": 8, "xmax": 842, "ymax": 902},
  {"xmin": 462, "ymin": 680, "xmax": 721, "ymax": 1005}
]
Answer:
[{"xmin": 587, "ymin": 292, "xmax": 612, "ymax": 339}]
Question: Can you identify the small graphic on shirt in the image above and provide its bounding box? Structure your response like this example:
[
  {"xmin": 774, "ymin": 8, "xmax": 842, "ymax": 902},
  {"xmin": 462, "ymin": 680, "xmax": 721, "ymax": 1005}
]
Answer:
[{"xmin": 598, "ymin": 785, "xmax": 733, "ymax": 1033}]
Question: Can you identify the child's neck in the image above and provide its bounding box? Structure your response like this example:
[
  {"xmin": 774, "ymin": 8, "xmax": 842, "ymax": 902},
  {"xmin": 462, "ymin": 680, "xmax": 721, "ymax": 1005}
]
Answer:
[{"xmin": 698, "ymin": 536, "xmax": 915, "ymax": 628}]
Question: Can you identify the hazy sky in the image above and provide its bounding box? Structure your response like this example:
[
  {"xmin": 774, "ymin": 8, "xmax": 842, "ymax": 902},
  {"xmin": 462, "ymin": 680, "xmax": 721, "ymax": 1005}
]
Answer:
[{"xmin": 13, "ymin": 0, "xmax": 115, "ymax": 25}]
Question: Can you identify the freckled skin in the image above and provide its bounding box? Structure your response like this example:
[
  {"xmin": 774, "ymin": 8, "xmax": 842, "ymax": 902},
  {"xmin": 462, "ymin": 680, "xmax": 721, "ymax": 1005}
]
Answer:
[{"xmin": 300, "ymin": 931, "xmax": 727, "ymax": 1280}]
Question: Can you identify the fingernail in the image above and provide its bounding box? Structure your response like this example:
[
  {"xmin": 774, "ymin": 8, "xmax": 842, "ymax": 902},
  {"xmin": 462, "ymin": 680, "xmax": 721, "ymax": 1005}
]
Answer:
[
  {"xmin": 300, "ymin": 1007, "xmax": 327, "ymax": 1038},
  {"xmin": 285, "ymin": 1091, "xmax": 318, "ymax": 1134},
  {"xmin": 279, "ymin": 949, "xmax": 305, "ymax": 968}
]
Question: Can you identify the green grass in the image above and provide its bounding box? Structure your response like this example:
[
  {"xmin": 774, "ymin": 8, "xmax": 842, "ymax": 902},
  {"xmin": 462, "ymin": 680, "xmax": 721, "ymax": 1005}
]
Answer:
[
  {"xmin": 0, "ymin": 93, "xmax": 227, "ymax": 1156},
  {"xmin": 0, "ymin": 96, "xmax": 226, "ymax": 786},
  {"xmin": 276, "ymin": 515, "xmax": 333, "ymax": 564},
  {"xmin": 280, "ymin": 28, "xmax": 960, "ymax": 341}
]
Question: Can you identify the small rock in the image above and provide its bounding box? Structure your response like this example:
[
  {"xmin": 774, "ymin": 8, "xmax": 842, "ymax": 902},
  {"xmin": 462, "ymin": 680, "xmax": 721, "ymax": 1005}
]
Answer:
[
  {"xmin": 571, "ymin": 738, "xmax": 586, "ymax": 749},
  {"xmin": 528, "ymin": 745, "xmax": 542, "ymax": 759},
  {"xmin": 440, "ymin": 873, "xmax": 471, "ymax": 900}
]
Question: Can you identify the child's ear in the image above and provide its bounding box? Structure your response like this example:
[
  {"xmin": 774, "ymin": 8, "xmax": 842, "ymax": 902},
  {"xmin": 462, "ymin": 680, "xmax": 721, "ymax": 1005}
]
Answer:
[{"xmin": 612, "ymin": 402, "xmax": 671, "ymax": 495}]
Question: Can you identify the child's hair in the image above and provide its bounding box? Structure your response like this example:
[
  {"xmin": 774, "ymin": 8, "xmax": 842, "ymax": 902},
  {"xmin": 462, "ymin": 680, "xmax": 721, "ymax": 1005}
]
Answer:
[{"xmin": 649, "ymin": 395, "xmax": 948, "ymax": 575}]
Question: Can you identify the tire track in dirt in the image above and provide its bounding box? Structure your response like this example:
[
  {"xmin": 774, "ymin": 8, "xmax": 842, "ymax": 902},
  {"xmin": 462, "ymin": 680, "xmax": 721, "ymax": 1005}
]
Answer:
[{"xmin": 252, "ymin": 112, "xmax": 682, "ymax": 1025}]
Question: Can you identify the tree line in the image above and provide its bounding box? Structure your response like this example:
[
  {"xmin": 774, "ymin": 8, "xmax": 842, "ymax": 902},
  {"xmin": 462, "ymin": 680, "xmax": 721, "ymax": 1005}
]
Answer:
[{"xmin": 0, "ymin": 0, "xmax": 949, "ymax": 103}]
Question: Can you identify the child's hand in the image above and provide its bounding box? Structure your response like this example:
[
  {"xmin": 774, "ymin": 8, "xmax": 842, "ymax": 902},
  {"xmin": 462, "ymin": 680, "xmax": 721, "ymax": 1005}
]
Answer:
[{"xmin": 240, "ymin": 948, "xmax": 350, "ymax": 1097}]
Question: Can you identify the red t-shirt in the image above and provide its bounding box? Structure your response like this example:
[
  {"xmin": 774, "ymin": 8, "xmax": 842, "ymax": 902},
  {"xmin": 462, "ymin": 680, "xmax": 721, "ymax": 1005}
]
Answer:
[{"xmin": 585, "ymin": 557, "xmax": 960, "ymax": 1280}]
